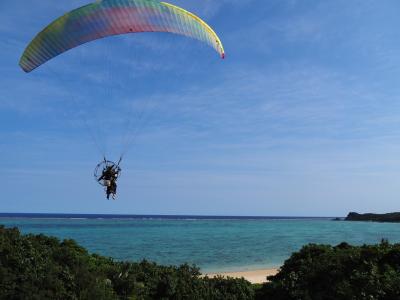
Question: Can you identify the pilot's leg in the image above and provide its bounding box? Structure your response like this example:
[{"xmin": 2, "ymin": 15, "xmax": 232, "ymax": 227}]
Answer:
[
  {"xmin": 106, "ymin": 187, "xmax": 111, "ymax": 199},
  {"xmin": 110, "ymin": 182, "xmax": 117, "ymax": 200}
]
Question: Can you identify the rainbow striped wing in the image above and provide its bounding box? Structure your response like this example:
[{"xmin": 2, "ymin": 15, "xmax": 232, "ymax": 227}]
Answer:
[{"xmin": 19, "ymin": 0, "xmax": 225, "ymax": 73}]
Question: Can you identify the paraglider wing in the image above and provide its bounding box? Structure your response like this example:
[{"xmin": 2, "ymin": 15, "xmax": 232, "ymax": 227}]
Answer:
[{"xmin": 19, "ymin": 0, "xmax": 225, "ymax": 73}]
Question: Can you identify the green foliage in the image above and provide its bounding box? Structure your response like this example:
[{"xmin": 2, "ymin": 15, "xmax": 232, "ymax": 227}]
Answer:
[
  {"xmin": 3, "ymin": 225, "xmax": 400, "ymax": 299},
  {"xmin": 256, "ymin": 241, "xmax": 400, "ymax": 300},
  {"xmin": 0, "ymin": 226, "xmax": 116, "ymax": 300},
  {"xmin": 0, "ymin": 226, "xmax": 253, "ymax": 300},
  {"xmin": 201, "ymin": 276, "xmax": 255, "ymax": 300}
]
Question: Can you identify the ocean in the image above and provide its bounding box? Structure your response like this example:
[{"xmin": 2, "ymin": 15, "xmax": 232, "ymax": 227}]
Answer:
[{"xmin": 1, "ymin": 213, "xmax": 399, "ymax": 273}]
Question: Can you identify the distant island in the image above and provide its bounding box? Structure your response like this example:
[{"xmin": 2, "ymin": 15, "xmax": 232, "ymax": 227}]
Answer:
[{"xmin": 345, "ymin": 212, "xmax": 400, "ymax": 223}]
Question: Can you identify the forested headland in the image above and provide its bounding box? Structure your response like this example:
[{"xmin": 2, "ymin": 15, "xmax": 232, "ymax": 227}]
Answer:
[{"xmin": 345, "ymin": 212, "xmax": 400, "ymax": 223}]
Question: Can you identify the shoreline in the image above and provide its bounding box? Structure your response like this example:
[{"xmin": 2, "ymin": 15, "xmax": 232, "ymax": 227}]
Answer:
[{"xmin": 204, "ymin": 267, "xmax": 279, "ymax": 284}]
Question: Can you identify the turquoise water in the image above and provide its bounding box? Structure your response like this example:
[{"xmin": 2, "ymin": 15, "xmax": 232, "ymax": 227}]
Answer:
[{"xmin": 1, "ymin": 217, "xmax": 400, "ymax": 272}]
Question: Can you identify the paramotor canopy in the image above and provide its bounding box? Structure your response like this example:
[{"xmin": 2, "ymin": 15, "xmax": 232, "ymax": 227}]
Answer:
[
  {"xmin": 19, "ymin": 0, "xmax": 225, "ymax": 199},
  {"xmin": 19, "ymin": 0, "xmax": 225, "ymax": 73}
]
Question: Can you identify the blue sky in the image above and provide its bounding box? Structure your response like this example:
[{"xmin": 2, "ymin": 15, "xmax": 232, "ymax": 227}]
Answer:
[{"xmin": 1, "ymin": 0, "xmax": 400, "ymax": 216}]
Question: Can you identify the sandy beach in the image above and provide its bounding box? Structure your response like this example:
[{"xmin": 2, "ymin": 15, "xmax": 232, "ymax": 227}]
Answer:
[{"xmin": 205, "ymin": 268, "xmax": 279, "ymax": 284}]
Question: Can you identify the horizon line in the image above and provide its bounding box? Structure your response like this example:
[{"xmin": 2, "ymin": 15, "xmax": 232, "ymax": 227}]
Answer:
[{"xmin": 0, "ymin": 212, "xmax": 341, "ymax": 219}]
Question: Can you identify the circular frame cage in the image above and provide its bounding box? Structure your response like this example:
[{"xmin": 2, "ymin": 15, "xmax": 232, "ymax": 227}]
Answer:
[{"xmin": 94, "ymin": 160, "xmax": 121, "ymax": 186}]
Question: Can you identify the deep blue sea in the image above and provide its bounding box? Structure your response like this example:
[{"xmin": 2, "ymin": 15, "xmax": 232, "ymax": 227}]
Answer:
[{"xmin": 1, "ymin": 213, "xmax": 400, "ymax": 273}]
